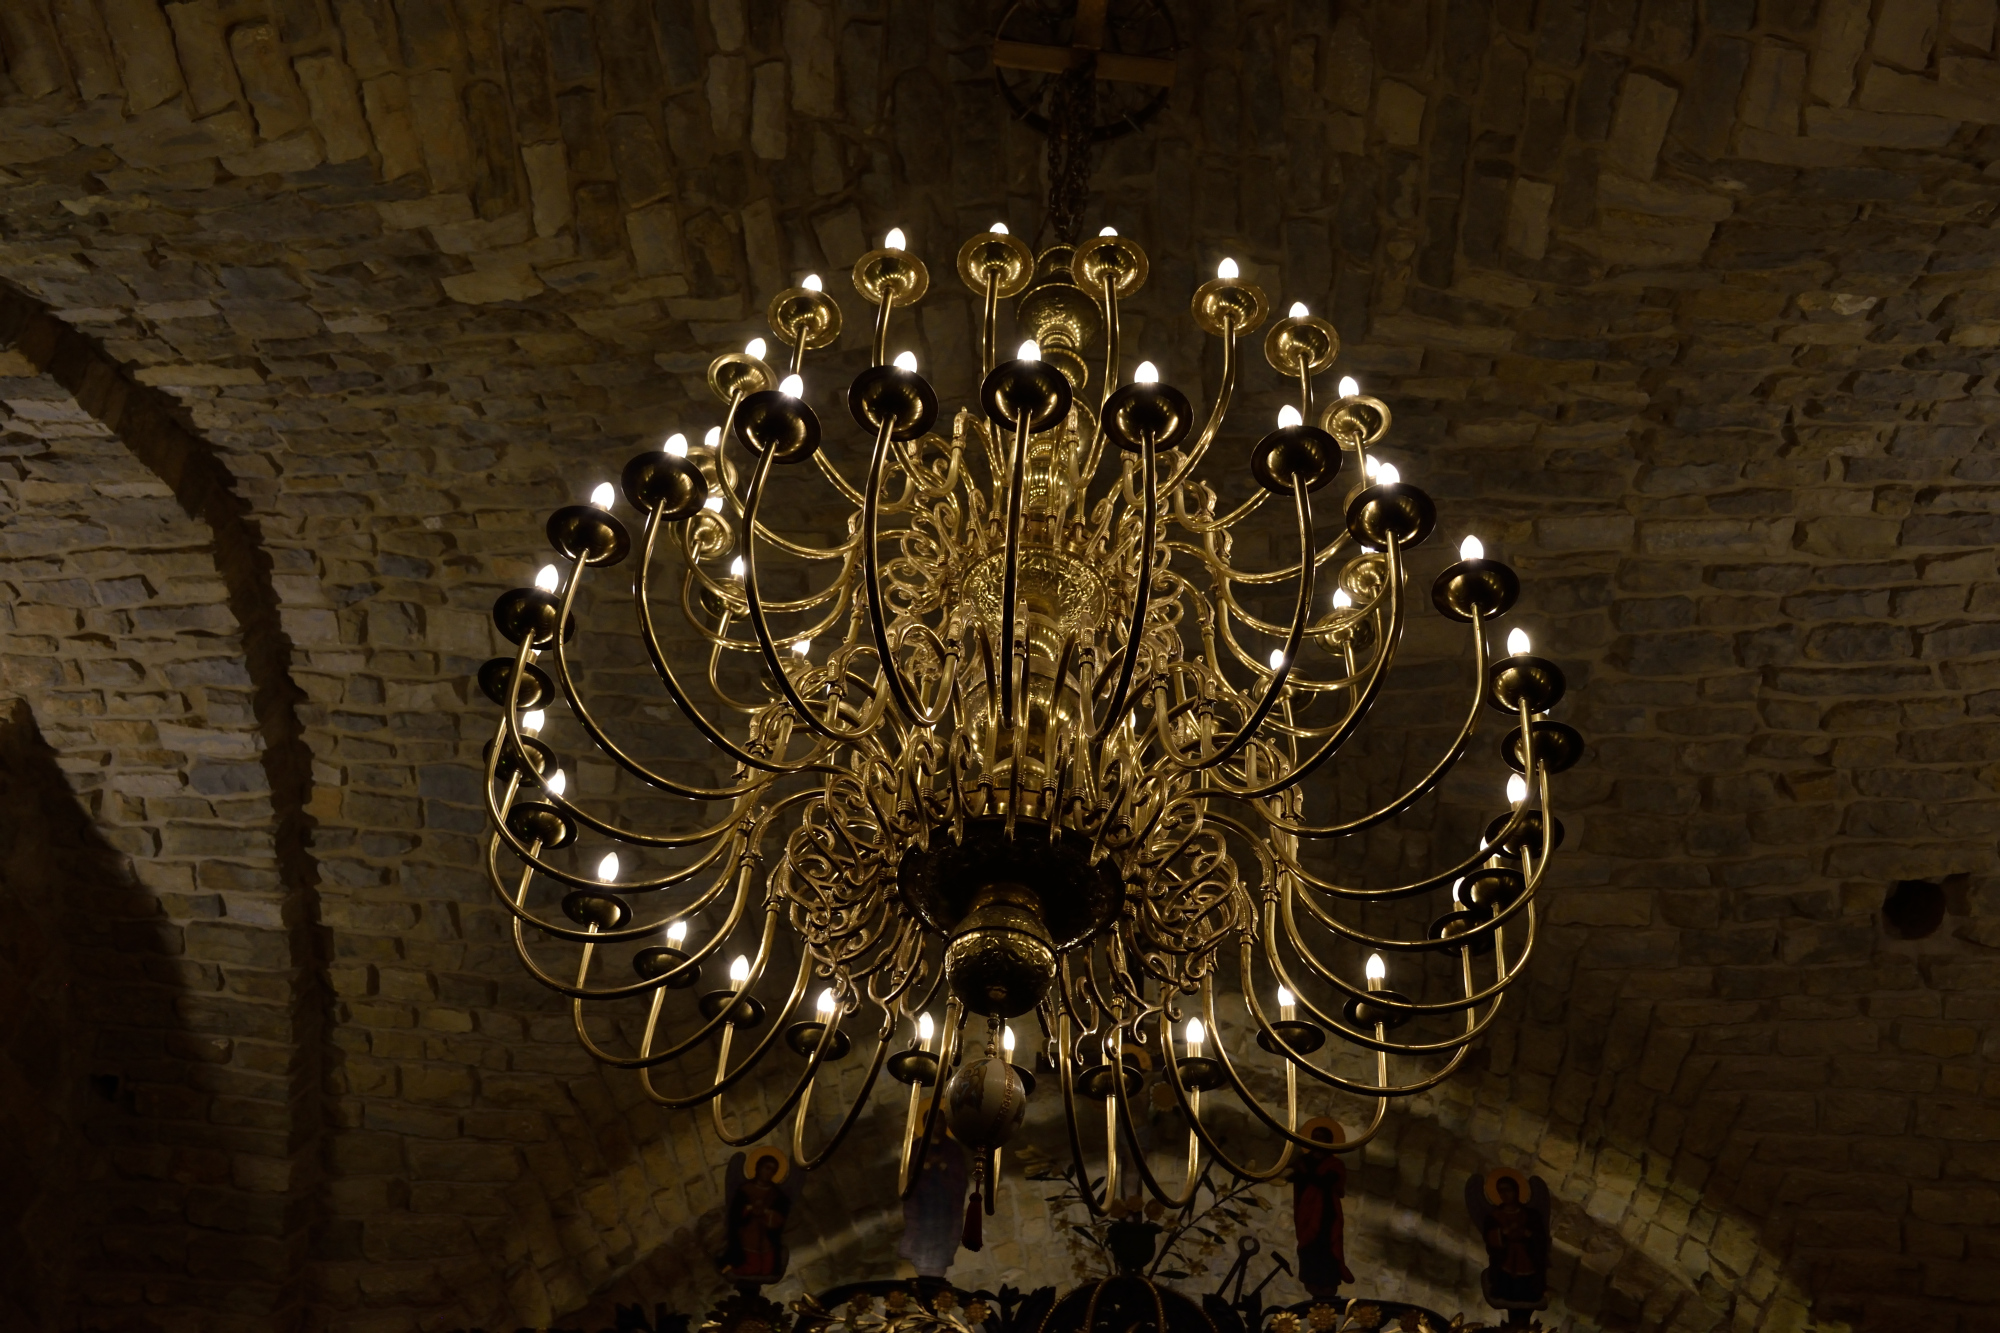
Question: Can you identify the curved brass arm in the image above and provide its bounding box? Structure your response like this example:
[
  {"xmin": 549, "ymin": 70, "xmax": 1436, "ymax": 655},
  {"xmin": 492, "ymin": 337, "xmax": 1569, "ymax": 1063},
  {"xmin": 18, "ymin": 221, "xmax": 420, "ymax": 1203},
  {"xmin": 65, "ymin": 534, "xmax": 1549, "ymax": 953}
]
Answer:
[
  {"xmin": 1094, "ymin": 430, "xmax": 1160, "ymax": 743},
  {"xmin": 1161, "ymin": 320, "xmax": 1239, "ymax": 493},
  {"xmin": 865, "ymin": 412, "xmax": 963, "ymax": 727}
]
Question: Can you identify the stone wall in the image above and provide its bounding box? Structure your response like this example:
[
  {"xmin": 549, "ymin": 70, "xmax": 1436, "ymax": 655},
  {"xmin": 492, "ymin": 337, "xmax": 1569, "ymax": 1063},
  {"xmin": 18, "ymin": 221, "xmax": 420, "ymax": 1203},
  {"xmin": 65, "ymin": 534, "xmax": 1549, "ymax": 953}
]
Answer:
[{"xmin": 0, "ymin": 1, "xmax": 1996, "ymax": 1331}]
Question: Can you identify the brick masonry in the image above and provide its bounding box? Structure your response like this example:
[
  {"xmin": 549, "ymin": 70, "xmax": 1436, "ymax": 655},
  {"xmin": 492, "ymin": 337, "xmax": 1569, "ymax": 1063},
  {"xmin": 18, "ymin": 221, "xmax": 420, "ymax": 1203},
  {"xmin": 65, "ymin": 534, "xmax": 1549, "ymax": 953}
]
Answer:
[{"xmin": 0, "ymin": 1, "xmax": 1996, "ymax": 1331}]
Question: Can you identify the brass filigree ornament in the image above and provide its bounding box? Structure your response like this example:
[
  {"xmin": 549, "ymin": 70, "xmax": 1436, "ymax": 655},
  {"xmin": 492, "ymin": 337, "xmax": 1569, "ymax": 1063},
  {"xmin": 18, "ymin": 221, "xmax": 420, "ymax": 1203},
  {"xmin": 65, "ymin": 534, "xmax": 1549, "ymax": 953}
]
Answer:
[{"xmin": 479, "ymin": 226, "xmax": 1580, "ymax": 1214}]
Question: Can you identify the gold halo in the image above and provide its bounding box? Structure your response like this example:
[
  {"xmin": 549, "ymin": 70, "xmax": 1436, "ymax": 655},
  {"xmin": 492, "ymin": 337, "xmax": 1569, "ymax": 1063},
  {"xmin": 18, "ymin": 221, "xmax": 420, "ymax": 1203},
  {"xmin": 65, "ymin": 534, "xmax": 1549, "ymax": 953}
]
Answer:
[
  {"xmin": 743, "ymin": 1145, "xmax": 790, "ymax": 1183},
  {"xmin": 1483, "ymin": 1165, "xmax": 1530, "ymax": 1205},
  {"xmin": 1299, "ymin": 1116, "xmax": 1346, "ymax": 1146}
]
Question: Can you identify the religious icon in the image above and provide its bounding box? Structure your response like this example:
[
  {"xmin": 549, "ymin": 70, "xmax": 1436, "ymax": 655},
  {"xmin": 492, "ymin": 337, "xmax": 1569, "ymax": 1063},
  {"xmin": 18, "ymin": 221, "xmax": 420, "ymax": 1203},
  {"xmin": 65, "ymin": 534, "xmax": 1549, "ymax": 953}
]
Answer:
[
  {"xmin": 720, "ymin": 1146, "xmax": 796, "ymax": 1283},
  {"xmin": 899, "ymin": 1102, "xmax": 970, "ymax": 1279},
  {"xmin": 1463, "ymin": 1167, "xmax": 1551, "ymax": 1319},
  {"xmin": 1289, "ymin": 1117, "xmax": 1356, "ymax": 1299}
]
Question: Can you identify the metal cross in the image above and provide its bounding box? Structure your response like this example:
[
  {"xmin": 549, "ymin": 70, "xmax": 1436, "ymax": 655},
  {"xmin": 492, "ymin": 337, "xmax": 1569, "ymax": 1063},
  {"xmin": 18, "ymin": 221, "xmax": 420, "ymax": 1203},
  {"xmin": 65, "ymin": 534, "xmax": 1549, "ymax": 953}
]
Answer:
[{"xmin": 991, "ymin": 0, "xmax": 1177, "ymax": 88}]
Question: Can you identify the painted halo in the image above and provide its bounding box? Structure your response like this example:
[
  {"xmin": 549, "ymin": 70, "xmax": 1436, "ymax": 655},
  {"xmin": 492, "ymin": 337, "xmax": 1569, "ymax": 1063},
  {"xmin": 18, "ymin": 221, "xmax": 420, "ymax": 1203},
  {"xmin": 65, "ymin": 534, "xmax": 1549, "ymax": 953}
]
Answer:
[{"xmin": 743, "ymin": 1145, "xmax": 790, "ymax": 1182}]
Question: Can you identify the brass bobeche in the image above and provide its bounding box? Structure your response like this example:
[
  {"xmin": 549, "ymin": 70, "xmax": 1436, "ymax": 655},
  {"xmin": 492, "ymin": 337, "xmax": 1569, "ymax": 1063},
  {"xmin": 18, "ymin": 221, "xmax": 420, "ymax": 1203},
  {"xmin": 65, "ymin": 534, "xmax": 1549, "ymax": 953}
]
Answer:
[{"xmin": 479, "ymin": 225, "xmax": 1574, "ymax": 1212}]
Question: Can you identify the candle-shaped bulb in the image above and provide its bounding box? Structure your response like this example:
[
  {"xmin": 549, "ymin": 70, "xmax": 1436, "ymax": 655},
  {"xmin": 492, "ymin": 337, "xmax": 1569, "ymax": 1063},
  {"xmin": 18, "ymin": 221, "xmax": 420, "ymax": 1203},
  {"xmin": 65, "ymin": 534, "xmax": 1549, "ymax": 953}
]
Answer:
[
  {"xmin": 1366, "ymin": 953, "xmax": 1387, "ymax": 984},
  {"xmin": 1460, "ymin": 534, "xmax": 1484, "ymax": 562},
  {"xmin": 801, "ymin": 273, "xmax": 822, "ymax": 292},
  {"xmin": 1268, "ymin": 648, "xmax": 1286, "ymax": 670},
  {"xmin": 729, "ymin": 955, "xmax": 750, "ymax": 985},
  {"xmin": 535, "ymin": 564, "xmax": 560, "ymax": 592},
  {"xmin": 990, "ymin": 221, "xmax": 1009, "ymax": 235},
  {"xmin": 589, "ymin": 482, "xmax": 615, "ymax": 509},
  {"xmin": 545, "ymin": 769, "xmax": 566, "ymax": 797},
  {"xmin": 665, "ymin": 919, "xmax": 688, "ymax": 946},
  {"xmin": 702, "ymin": 495, "xmax": 723, "ymax": 512},
  {"xmin": 1377, "ymin": 462, "xmax": 1401, "ymax": 485},
  {"xmin": 778, "ymin": 373, "xmax": 804, "ymax": 398},
  {"xmin": 664, "ymin": 431, "xmax": 689, "ymax": 457},
  {"xmin": 894, "ymin": 350, "xmax": 918, "ymax": 371},
  {"xmin": 597, "ymin": 852, "xmax": 620, "ymax": 881},
  {"xmin": 729, "ymin": 556, "xmax": 746, "ymax": 578},
  {"xmin": 1276, "ymin": 984, "xmax": 1297, "ymax": 1019},
  {"xmin": 1017, "ymin": 339, "xmax": 1041, "ymax": 362},
  {"xmin": 1507, "ymin": 774, "xmax": 1529, "ymax": 806},
  {"xmin": 1332, "ymin": 588, "xmax": 1353, "ymax": 610},
  {"xmin": 1288, "ymin": 301, "xmax": 1309, "ymax": 318},
  {"xmin": 745, "ymin": 337, "xmax": 767, "ymax": 360},
  {"xmin": 791, "ymin": 638, "xmax": 811, "ymax": 656},
  {"xmin": 704, "ymin": 426, "xmax": 721, "ymax": 448},
  {"xmin": 1277, "ymin": 404, "xmax": 1302, "ymax": 428},
  {"xmin": 1134, "ymin": 360, "xmax": 1159, "ymax": 384},
  {"xmin": 917, "ymin": 1011, "xmax": 935, "ymax": 1044},
  {"xmin": 884, "ymin": 227, "xmax": 906, "ymax": 251},
  {"xmin": 1185, "ymin": 1016, "xmax": 1206, "ymax": 1048},
  {"xmin": 1451, "ymin": 877, "xmax": 1464, "ymax": 906},
  {"xmin": 1001, "ymin": 1025, "xmax": 1016, "ymax": 1054},
  {"xmin": 1099, "ymin": 225, "xmax": 1118, "ymax": 237},
  {"xmin": 1338, "ymin": 375, "xmax": 1360, "ymax": 399},
  {"xmin": 520, "ymin": 708, "xmax": 545, "ymax": 736},
  {"xmin": 1507, "ymin": 628, "xmax": 1532, "ymax": 656},
  {"xmin": 817, "ymin": 987, "xmax": 837, "ymax": 1016},
  {"xmin": 1216, "ymin": 257, "xmax": 1239, "ymax": 280},
  {"xmin": 1364, "ymin": 457, "xmax": 1378, "ymax": 480}
]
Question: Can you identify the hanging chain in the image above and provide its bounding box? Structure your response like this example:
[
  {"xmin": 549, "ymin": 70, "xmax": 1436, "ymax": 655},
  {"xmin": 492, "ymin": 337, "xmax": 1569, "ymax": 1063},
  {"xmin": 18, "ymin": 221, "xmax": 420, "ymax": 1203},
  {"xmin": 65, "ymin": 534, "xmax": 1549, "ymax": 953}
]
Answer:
[{"xmin": 1044, "ymin": 59, "xmax": 1098, "ymax": 244}]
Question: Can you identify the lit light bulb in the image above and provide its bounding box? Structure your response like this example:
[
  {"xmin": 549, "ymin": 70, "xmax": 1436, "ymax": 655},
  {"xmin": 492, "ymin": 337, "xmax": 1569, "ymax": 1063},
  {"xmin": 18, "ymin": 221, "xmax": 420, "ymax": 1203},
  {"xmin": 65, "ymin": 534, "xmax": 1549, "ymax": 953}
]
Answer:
[
  {"xmin": 729, "ymin": 556, "xmax": 746, "ymax": 578},
  {"xmin": 817, "ymin": 987, "xmax": 837, "ymax": 1016},
  {"xmin": 1365, "ymin": 953, "xmax": 1387, "ymax": 984},
  {"xmin": 535, "ymin": 564, "xmax": 560, "ymax": 592},
  {"xmin": 1332, "ymin": 589, "xmax": 1353, "ymax": 610},
  {"xmin": 1452, "ymin": 878, "xmax": 1465, "ymax": 906},
  {"xmin": 1185, "ymin": 1017, "xmax": 1206, "ymax": 1050},
  {"xmin": 1134, "ymin": 360, "xmax": 1159, "ymax": 384},
  {"xmin": 1017, "ymin": 339, "xmax": 1041, "ymax": 362},
  {"xmin": 801, "ymin": 273, "xmax": 822, "ymax": 292},
  {"xmin": 739, "ymin": 339, "xmax": 763, "ymax": 363},
  {"xmin": 1100, "ymin": 225, "xmax": 1118, "ymax": 236},
  {"xmin": 729, "ymin": 955, "xmax": 750, "ymax": 985},
  {"xmin": 1460, "ymin": 534, "xmax": 1485, "ymax": 562},
  {"xmin": 1338, "ymin": 375, "xmax": 1360, "ymax": 398},
  {"xmin": 1377, "ymin": 462, "xmax": 1400, "ymax": 485},
  {"xmin": 666, "ymin": 919, "xmax": 688, "ymax": 946},
  {"xmin": 1277, "ymin": 404, "xmax": 1302, "ymax": 429},
  {"xmin": 545, "ymin": 769, "xmax": 566, "ymax": 797},
  {"xmin": 792, "ymin": 638, "xmax": 811, "ymax": 656},
  {"xmin": 1507, "ymin": 774, "xmax": 1529, "ymax": 806},
  {"xmin": 1364, "ymin": 457, "xmax": 1378, "ymax": 481},
  {"xmin": 704, "ymin": 426, "xmax": 721, "ymax": 448},
  {"xmin": 779, "ymin": 373, "xmax": 804, "ymax": 398},
  {"xmin": 894, "ymin": 350, "xmax": 918, "ymax": 371},
  {"xmin": 702, "ymin": 495, "xmax": 723, "ymax": 512},
  {"xmin": 917, "ymin": 1012, "xmax": 935, "ymax": 1044},
  {"xmin": 1269, "ymin": 648, "xmax": 1286, "ymax": 670},
  {"xmin": 590, "ymin": 482, "xmax": 615, "ymax": 509},
  {"xmin": 884, "ymin": 227, "xmax": 906, "ymax": 251},
  {"xmin": 1216, "ymin": 257, "xmax": 1239, "ymax": 280},
  {"xmin": 990, "ymin": 221, "xmax": 1009, "ymax": 235},
  {"xmin": 520, "ymin": 709, "xmax": 545, "ymax": 736},
  {"xmin": 664, "ymin": 431, "xmax": 689, "ymax": 457},
  {"xmin": 1289, "ymin": 301, "xmax": 1309, "ymax": 318},
  {"xmin": 1507, "ymin": 628, "xmax": 1532, "ymax": 656},
  {"xmin": 1002, "ymin": 1025, "xmax": 1016, "ymax": 1054},
  {"xmin": 1276, "ymin": 985, "xmax": 1297, "ymax": 1020},
  {"xmin": 597, "ymin": 852, "xmax": 620, "ymax": 881}
]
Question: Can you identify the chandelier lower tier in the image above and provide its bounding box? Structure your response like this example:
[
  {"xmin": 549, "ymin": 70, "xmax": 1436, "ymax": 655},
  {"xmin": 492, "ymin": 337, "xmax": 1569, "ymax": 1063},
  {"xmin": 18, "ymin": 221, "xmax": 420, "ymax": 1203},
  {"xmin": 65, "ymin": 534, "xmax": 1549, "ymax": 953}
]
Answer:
[{"xmin": 478, "ymin": 226, "xmax": 1580, "ymax": 1213}]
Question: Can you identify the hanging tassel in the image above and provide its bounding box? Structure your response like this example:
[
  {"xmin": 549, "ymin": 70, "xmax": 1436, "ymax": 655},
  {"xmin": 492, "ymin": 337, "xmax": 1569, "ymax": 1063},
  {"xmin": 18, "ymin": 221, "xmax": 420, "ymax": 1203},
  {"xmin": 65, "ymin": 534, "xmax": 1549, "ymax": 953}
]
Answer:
[{"xmin": 962, "ymin": 1158, "xmax": 985, "ymax": 1251}]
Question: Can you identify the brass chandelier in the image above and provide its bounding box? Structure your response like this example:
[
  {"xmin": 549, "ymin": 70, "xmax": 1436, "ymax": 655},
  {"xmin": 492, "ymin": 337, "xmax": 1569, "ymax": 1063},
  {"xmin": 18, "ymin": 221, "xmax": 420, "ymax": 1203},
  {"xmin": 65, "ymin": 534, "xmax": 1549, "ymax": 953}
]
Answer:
[{"xmin": 478, "ymin": 224, "xmax": 1579, "ymax": 1216}]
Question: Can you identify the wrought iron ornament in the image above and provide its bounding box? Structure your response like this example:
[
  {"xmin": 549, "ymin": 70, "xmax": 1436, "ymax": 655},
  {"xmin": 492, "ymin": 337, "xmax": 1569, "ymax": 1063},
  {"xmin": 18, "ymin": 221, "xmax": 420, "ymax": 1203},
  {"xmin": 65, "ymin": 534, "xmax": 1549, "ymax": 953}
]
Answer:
[{"xmin": 478, "ymin": 226, "xmax": 1579, "ymax": 1214}]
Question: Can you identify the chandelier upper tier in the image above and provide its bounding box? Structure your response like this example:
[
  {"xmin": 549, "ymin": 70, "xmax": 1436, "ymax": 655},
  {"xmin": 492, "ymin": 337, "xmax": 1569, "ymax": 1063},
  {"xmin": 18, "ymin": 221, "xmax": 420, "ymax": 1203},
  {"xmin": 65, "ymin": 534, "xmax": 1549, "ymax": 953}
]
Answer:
[{"xmin": 478, "ymin": 223, "xmax": 1580, "ymax": 1212}]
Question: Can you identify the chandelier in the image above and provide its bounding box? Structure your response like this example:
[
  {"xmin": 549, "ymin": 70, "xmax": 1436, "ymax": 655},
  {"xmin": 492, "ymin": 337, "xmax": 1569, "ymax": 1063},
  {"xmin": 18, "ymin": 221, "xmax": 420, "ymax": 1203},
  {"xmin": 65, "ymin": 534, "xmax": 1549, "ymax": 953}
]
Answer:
[{"xmin": 478, "ymin": 224, "xmax": 1579, "ymax": 1218}]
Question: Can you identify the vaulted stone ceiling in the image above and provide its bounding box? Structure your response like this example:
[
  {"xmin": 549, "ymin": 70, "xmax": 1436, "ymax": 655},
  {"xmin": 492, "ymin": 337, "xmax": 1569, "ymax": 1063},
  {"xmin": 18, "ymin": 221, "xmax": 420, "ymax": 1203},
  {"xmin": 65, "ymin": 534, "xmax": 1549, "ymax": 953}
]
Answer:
[{"xmin": 1, "ymin": 1, "xmax": 1998, "ymax": 1331}]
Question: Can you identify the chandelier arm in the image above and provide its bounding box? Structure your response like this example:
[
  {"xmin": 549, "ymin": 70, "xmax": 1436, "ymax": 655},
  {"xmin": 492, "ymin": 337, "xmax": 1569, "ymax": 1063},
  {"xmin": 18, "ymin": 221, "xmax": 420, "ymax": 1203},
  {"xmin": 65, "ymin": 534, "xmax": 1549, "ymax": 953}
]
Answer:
[
  {"xmin": 1113, "ymin": 992, "xmax": 1209, "ymax": 1209},
  {"xmin": 998, "ymin": 412, "xmax": 1033, "ymax": 726},
  {"xmin": 1168, "ymin": 522, "xmax": 1353, "ymax": 587},
  {"xmin": 1182, "ymin": 482, "xmax": 1316, "ymax": 770},
  {"xmin": 742, "ymin": 446, "xmax": 880, "ymax": 747},
  {"xmin": 709, "ymin": 392, "xmax": 861, "ymax": 557},
  {"xmin": 865, "ymin": 416, "xmax": 961, "ymax": 728},
  {"xmin": 1074, "ymin": 273, "xmax": 1119, "ymax": 513},
  {"xmin": 1093, "ymin": 429, "xmax": 1160, "ymax": 742},
  {"xmin": 1270, "ymin": 887, "xmax": 1530, "ymax": 1039},
  {"xmin": 981, "ymin": 269, "xmax": 1000, "ymax": 379},
  {"xmin": 1148, "ymin": 977, "xmax": 1295, "ymax": 1181},
  {"xmin": 1177, "ymin": 484, "xmax": 1270, "ymax": 534},
  {"xmin": 636, "ymin": 512, "xmax": 840, "ymax": 777},
  {"xmin": 707, "ymin": 951, "xmax": 825, "ymax": 1142},
  {"xmin": 1281, "ymin": 853, "xmax": 1540, "ymax": 967},
  {"xmin": 1264, "ymin": 607, "xmax": 1489, "ymax": 836},
  {"xmin": 1161, "ymin": 318, "xmax": 1239, "ymax": 494},
  {"xmin": 1052, "ymin": 1003, "xmax": 1116, "ymax": 1218},
  {"xmin": 1174, "ymin": 535, "xmax": 1405, "ymax": 798},
  {"xmin": 791, "ymin": 1009, "xmax": 895, "ymax": 1171},
  {"xmin": 898, "ymin": 998, "xmax": 965, "ymax": 1199}
]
